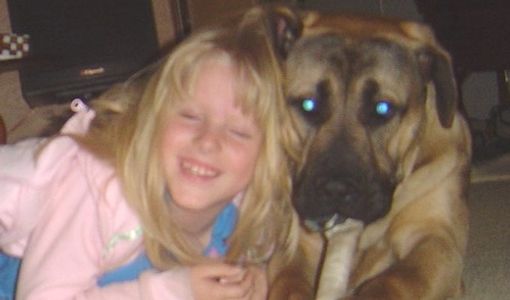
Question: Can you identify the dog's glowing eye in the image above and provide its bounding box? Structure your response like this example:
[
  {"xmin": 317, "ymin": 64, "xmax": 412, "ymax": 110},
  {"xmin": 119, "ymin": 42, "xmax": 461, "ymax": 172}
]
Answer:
[
  {"xmin": 302, "ymin": 98, "xmax": 316, "ymax": 112},
  {"xmin": 291, "ymin": 96, "xmax": 329, "ymax": 126},
  {"xmin": 375, "ymin": 101, "xmax": 392, "ymax": 117}
]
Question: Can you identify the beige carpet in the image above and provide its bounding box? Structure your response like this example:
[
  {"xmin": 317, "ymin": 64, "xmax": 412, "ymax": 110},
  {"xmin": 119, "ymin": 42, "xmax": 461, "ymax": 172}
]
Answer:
[{"xmin": 463, "ymin": 155, "xmax": 510, "ymax": 299}]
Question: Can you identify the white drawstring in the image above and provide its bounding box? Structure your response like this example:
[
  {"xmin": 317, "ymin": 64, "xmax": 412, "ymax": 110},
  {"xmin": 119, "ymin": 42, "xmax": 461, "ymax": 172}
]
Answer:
[
  {"xmin": 60, "ymin": 98, "xmax": 95, "ymax": 134},
  {"xmin": 70, "ymin": 98, "xmax": 89, "ymax": 113}
]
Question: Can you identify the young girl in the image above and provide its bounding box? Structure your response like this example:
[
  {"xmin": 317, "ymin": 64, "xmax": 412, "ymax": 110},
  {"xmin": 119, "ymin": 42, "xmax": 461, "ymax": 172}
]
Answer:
[{"xmin": 0, "ymin": 16, "xmax": 301, "ymax": 299}]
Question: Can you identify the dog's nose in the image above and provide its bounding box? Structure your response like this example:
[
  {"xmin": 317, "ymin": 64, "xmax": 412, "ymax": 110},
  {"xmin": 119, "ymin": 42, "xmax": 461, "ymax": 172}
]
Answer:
[{"xmin": 323, "ymin": 180, "xmax": 359, "ymax": 204}]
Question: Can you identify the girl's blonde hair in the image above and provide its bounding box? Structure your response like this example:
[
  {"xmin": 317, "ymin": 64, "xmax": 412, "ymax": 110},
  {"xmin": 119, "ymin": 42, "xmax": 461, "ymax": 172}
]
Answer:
[{"xmin": 79, "ymin": 17, "xmax": 302, "ymax": 269}]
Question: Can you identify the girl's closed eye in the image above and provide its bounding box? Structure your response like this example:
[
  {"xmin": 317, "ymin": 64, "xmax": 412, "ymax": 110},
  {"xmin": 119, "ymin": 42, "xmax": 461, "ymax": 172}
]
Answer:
[
  {"xmin": 226, "ymin": 116, "xmax": 259, "ymax": 139},
  {"xmin": 178, "ymin": 109, "xmax": 201, "ymax": 122},
  {"xmin": 228, "ymin": 127, "xmax": 253, "ymax": 139}
]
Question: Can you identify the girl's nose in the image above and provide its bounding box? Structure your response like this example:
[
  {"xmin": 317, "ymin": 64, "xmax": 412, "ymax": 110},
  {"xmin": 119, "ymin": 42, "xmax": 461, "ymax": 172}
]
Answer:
[{"xmin": 195, "ymin": 125, "xmax": 222, "ymax": 152}]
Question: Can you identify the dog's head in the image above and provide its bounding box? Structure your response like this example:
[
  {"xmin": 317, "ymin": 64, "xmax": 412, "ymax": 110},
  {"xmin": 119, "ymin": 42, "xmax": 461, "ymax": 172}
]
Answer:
[{"xmin": 250, "ymin": 5, "xmax": 458, "ymax": 230}]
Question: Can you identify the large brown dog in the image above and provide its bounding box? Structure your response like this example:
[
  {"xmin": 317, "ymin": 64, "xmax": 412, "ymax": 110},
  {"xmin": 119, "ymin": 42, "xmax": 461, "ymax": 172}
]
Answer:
[{"xmin": 253, "ymin": 5, "xmax": 472, "ymax": 300}]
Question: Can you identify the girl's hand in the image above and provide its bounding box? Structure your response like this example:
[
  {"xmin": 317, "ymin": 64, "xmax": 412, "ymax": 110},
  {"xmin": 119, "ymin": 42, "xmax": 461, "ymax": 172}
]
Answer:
[
  {"xmin": 244, "ymin": 264, "xmax": 268, "ymax": 300},
  {"xmin": 190, "ymin": 262, "xmax": 267, "ymax": 300}
]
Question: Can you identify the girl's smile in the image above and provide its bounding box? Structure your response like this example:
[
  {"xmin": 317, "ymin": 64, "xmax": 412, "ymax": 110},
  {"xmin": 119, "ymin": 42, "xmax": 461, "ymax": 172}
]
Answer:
[{"xmin": 180, "ymin": 157, "xmax": 219, "ymax": 179}]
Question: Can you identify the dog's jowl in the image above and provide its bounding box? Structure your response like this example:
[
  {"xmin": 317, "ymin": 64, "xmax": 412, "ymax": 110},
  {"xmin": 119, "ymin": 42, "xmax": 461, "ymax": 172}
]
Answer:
[{"xmin": 255, "ymin": 5, "xmax": 472, "ymax": 300}]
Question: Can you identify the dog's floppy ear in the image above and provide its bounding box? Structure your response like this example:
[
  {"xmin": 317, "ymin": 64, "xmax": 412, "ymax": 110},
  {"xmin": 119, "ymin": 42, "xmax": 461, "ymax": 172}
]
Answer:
[
  {"xmin": 262, "ymin": 5, "xmax": 303, "ymax": 59},
  {"xmin": 416, "ymin": 48, "xmax": 458, "ymax": 128}
]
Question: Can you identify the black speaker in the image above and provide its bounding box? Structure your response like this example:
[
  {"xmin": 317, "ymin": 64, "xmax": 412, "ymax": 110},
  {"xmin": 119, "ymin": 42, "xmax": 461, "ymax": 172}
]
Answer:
[{"xmin": 7, "ymin": 0, "xmax": 160, "ymax": 107}]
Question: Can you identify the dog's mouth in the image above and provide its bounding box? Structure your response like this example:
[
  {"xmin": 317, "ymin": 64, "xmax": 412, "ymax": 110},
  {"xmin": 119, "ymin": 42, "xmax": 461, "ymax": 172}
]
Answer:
[
  {"xmin": 303, "ymin": 213, "xmax": 347, "ymax": 232},
  {"xmin": 293, "ymin": 172, "xmax": 395, "ymax": 228}
]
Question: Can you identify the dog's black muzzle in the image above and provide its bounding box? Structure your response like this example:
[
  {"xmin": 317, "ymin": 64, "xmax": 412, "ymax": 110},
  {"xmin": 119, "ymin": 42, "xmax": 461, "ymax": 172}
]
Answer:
[{"xmin": 293, "ymin": 163, "xmax": 394, "ymax": 231}]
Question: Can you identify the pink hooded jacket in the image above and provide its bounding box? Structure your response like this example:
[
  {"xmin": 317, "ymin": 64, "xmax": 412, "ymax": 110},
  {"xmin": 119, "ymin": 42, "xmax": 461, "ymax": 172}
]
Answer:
[{"xmin": 0, "ymin": 106, "xmax": 194, "ymax": 299}]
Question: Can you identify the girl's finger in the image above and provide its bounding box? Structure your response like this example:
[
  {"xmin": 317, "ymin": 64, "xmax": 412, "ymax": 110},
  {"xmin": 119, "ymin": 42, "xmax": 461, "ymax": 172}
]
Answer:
[
  {"xmin": 219, "ymin": 270, "xmax": 254, "ymax": 299},
  {"xmin": 197, "ymin": 262, "xmax": 246, "ymax": 280},
  {"xmin": 219, "ymin": 268, "xmax": 247, "ymax": 284}
]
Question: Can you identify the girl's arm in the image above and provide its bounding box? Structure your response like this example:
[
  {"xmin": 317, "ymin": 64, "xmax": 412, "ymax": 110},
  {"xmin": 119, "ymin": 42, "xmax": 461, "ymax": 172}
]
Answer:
[
  {"xmin": 9, "ymin": 137, "xmax": 194, "ymax": 300},
  {"xmin": 0, "ymin": 138, "xmax": 48, "ymax": 256}
]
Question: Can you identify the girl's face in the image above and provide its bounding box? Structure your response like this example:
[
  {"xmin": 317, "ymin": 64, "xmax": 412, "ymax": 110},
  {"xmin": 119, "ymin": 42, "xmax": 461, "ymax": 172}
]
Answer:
[{"xmin": 160, "ymin": 60, "xmax": 263, "ymax": 222}]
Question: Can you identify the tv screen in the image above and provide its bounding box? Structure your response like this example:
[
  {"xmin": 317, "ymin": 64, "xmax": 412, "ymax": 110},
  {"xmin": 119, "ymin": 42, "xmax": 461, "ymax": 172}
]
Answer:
[{"xmin": 7, "ymin": 0, "xmax": 160, "ymax": 107}]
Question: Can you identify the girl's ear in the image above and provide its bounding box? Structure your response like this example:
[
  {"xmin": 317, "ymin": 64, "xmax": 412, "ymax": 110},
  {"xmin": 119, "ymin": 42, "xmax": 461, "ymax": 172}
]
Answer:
[{"xmin": 262, "ymin": 5, "xmax": 303, "ymax": 59}]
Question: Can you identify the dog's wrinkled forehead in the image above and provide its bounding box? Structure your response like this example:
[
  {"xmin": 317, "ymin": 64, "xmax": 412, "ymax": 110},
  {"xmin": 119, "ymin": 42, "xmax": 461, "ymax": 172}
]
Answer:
[
  {"xmin": 285, "ymin": 34, "xmax": 349, "ymax": 94},
  {"xmin": 286, "ymin": 32, "xmax": 417, "ymax": 112},
  {"xmin": 348, "ymin": 38, "xmax": 417, "ymax": 94}
]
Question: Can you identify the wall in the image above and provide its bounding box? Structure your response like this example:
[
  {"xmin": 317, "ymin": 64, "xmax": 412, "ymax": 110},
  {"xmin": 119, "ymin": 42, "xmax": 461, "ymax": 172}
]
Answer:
[{"xmin": 0, "ymin": 0, "xmax": 26, "ymax": 138}]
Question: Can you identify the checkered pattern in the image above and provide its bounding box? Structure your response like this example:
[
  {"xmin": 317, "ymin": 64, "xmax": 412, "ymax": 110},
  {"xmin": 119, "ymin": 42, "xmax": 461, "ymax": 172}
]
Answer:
[{"xmin": 0, "ymin": 33, "xmax": 30, "ymax": 61}]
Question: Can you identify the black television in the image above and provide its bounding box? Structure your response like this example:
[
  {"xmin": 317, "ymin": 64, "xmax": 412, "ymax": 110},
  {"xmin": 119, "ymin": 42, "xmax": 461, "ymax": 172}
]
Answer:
[{"xmin": 7, "ymin": 0, "xmax": 160, "ymax": 107}]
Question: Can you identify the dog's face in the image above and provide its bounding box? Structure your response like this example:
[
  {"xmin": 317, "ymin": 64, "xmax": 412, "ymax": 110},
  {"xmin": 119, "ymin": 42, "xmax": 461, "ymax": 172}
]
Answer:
[{"xmin": 262, "ymin": 8, "xmax": 457, "ymax": 230}]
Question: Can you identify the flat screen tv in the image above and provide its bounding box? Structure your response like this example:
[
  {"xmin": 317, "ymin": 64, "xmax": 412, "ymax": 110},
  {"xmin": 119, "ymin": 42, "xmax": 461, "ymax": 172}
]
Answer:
[{"xmin": 7, "ymin": 0, "xmax": 160, "ymax": 107}]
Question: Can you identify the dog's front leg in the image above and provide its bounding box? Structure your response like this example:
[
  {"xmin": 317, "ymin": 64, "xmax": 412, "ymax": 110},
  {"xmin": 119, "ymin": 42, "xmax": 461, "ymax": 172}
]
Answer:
[
  {"xmin": 349, "ymin": 233, "xmax": 464, "ymax": 300},
  {"xmin": 268, "ymin": 229, "xmax": 324, "ymax": 300}
]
